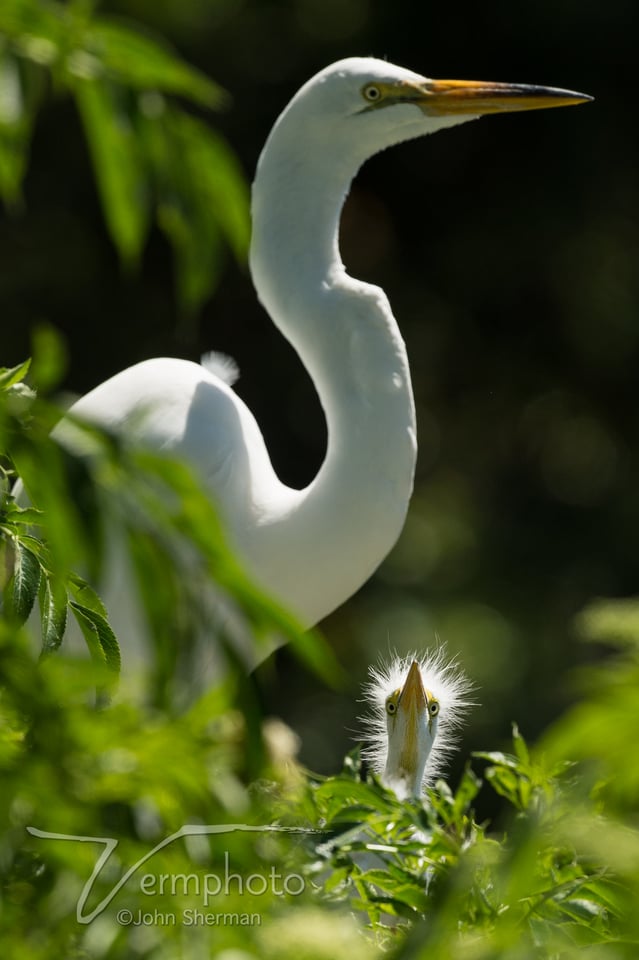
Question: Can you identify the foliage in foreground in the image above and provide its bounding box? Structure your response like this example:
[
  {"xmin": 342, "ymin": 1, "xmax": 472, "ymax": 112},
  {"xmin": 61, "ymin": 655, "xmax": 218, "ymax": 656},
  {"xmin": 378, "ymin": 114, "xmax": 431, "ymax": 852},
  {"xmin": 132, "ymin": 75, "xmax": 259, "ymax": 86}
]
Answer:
[
  {"xmin": 0, "ymin": 353, "xmax": 337, "ymax": 701},
  {"xmin": 305, "ymin": 730, "xmax": 629, "ymax": 957},
  {"xmin": 2, "ymin": 356, "xmax": 639, "ymax": 960},
  {"xmin": 3, "ymin": 614, "xmax": 639, "ymax": 960},
  {"xmin": 0, "ymin": 0, "xmax": 249, "ymax": 315}
]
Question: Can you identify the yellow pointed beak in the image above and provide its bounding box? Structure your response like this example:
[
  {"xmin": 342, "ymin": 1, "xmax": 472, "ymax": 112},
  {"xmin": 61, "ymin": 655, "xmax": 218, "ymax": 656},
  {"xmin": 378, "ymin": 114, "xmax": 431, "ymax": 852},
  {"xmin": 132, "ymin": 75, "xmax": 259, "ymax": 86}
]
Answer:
[
  {"xmin": 394, "ymin": 661, "xmax": 430, "ymax": 785},
  {"xmin": 406, "ymin": 78, "xmax": 593, "ymax": 116},
  {"xmin": 398, "ymin": 660, "xmax": 428, "ymax": 715}
]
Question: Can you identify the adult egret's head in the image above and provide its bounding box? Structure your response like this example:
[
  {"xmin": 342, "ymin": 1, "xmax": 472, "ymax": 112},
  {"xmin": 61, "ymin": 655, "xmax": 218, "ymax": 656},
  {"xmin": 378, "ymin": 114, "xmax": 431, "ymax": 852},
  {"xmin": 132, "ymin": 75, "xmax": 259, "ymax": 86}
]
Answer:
[
  {"xmin": 361, "ymin": 651, "xmax": 474, "ymax": 800},
  {"xmin": 264, "ymin": 57, "xmax": 592, "ymax": 175}
]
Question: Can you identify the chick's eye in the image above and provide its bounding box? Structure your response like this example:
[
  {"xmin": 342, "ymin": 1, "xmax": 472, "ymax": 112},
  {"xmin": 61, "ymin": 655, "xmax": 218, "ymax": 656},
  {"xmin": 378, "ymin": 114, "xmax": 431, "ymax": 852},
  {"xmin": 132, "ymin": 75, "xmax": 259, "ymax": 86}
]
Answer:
[
  {"xmin": 429, "ymin": 700, "xmax": 440, "ymax": 717},
  {"xmin": 385, "ymin": 691, "xmax": 399, "ymax": 715},
  {"xmin": 363, "ymin": 84, "xmax": 381, "ymax": 103}
]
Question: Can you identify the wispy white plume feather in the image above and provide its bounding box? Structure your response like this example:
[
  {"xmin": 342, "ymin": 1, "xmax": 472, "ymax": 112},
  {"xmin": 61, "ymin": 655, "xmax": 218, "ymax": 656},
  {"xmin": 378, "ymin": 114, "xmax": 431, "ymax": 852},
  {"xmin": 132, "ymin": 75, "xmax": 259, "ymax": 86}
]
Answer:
[{"xmin": 200, "ymin": 351, "xmax": 240, "ymax": 386}]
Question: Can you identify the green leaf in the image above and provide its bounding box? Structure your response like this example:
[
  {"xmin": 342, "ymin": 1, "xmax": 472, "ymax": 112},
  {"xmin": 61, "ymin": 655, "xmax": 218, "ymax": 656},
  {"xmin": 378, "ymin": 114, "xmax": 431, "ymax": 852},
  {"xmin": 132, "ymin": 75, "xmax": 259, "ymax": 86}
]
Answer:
[
  {"xmin": 174, "ymin": 113, "xmax": 249, "ymax": 261},
  {"xmin": 512, "ymin": 722, "xmax": 530, "ymax": 766},
  {"xmin": 358, "ymin": 890, "xmax": 418, "ymax": 921},
  {"xmin": 4, "ymin": 539, "xmax": 41, "ymax": 622},
  {"xmin": 39, "ymin": 573, "xmax": 68, "ymax": 655},
  {"xmin": 69, "ymin": 599, "xmax": 120, "ymax": 678},
  {"xmin": 74, "ymin": 77, "xmax": 149, "ymax": 267},
  {"xmin": 140, "ymin": 103, "xmax": 249, "ymax": 316},
  {"xmin": 484, "ymin": 765, "xmax": 523, "ymax": 806},
  {"xmin": 3, "ymin": 503, "xmax": 43, "ymax": 526},
  {"xmin": 0, "ymin": 0, "xmax": 65, "ymax": 59},
  {"xmin": 0, "ymin": 358, "xmax": 31, "ymax": 391},
  {"xmin": 586, "ymin": 877, "xmax": 626, "ymax": 918},
  {"xmin": 86, "ymin": 19, "xmax": 226, "ymax": 108},
  {"xmin": 322, "ymin": 865, "xmax": 352, "ymax": 893},
  {"xmin": 29, "ymin": 324, "xmax": 68, "ymax": 393},
  {"xmin": 452, "ymin": 764, "xmax": 482, "ymax": 819},
  {"xmin": 314, "ymin": 778, "xmax": 396, "ymax": 818},
  {"xmin": 359, "ymin": 871, "xmax": 429, "ymax": 912},
  {"xmin": 473, "ymin": 750, "xmax": 519, "ymax": 768},
  {"xmin": 575, "ymin": 596, "xmax": 639, "ymax": 649},
  {"xmin": 0, "ymin": 48, "xmax": 44, "ymax": 208},
  {"xmin": 559, "ymin": 897, "xmax": 606, "ymax": 922},
  {"xmin": 124, "ymin": 447, "xmax": 341, "ymax": 688},
  {"xmin": 68, "ymin": 573, "xmax": 108, "ymax": 619}
]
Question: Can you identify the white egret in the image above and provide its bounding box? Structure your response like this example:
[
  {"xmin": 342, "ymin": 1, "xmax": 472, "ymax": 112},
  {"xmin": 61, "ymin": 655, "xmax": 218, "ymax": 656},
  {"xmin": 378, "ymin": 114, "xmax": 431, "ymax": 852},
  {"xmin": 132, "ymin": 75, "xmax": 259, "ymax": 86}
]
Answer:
[
  {"xmin": 361, "ymin": 651, "xmax": 473, "ymax": 799},
  {"xmin": 48, "ymin": 59, "xmax": 590, "ymax": 657}
]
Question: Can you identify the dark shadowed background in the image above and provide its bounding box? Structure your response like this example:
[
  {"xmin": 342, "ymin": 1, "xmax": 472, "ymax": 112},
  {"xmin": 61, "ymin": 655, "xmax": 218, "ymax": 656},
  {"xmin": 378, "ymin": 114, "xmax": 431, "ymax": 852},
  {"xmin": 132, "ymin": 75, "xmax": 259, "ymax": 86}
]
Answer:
[{"xmin": 3, "ymin": 0, "xmax": 637, "ymax": 792}]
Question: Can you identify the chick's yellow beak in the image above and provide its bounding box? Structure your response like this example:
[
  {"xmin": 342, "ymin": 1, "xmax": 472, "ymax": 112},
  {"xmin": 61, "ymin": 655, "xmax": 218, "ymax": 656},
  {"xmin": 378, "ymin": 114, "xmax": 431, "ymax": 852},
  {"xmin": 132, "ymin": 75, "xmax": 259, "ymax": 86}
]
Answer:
[
  {"xmin": 406, "ymin": 78, "xmax": 593, "ymax": 116},
  {"xmin": 395, "ymin": 660, "xmax": 431, "ymax": 779},
  {"xmin": 398, "ymin": 660, "xmax": 428, "ymax": 715}
]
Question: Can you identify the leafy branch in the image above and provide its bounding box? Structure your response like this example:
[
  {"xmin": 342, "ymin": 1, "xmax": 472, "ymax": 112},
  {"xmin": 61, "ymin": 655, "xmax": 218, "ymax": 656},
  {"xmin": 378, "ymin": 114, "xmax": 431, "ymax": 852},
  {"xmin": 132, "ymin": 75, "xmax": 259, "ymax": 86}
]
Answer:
[
  {"xmin": 0, "ymin": 350, "xmax": 339, "ymax": 708},
  {"xmin": 0, "ymin": 0, "xmax": 249, "ymax": 315}
]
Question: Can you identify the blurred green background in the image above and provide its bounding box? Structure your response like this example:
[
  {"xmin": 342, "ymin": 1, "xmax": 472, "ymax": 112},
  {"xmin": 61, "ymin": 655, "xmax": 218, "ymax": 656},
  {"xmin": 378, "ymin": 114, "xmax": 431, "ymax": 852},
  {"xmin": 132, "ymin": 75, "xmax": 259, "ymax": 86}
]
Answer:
[{"xmin": 2, "ymin": 0, "xmax": 636, "ymax": 790}]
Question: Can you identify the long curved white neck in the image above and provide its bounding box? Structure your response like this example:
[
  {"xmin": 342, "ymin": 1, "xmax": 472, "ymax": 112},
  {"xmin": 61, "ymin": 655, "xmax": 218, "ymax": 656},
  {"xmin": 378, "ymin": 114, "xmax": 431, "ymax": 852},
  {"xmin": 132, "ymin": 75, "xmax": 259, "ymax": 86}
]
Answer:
[{"xmin": 247, "ymin": 120, "xmax": 417, "ymax": 626}]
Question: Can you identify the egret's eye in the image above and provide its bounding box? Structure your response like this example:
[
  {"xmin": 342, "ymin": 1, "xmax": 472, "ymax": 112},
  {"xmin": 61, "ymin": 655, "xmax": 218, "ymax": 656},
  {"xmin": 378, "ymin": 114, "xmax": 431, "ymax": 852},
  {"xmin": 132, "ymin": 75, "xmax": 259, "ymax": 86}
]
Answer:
[
  {"xmin": 363, "ymin": 84, "xmax": 382, "ymax": 103},
  {"xmin": 429, "ymin": 700, "xmax": 440, "ymax": 718},
  {"xmin": 385, "ymin": 690, "xmax": 400, "ymax": 715}
]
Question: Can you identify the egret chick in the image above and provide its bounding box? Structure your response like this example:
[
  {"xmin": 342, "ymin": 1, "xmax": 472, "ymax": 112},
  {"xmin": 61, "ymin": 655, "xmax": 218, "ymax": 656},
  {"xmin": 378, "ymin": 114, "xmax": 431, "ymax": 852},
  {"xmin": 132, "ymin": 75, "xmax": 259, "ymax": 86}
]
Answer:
[{"xmin": 362, "ymin": 652, "xmax": 474, "ymax": 799}]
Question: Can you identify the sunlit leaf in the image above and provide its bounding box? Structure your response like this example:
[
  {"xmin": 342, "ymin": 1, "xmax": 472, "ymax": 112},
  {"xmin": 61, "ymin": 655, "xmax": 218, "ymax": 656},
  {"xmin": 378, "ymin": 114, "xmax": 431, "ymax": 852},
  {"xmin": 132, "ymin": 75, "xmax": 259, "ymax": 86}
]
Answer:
[
  {"xmin": 74, "ymin": 77, "xmax": 149, "ymax": 267},
  {"xmin": 123, "ymin": 447, "xmax": 342, "ymax": 686},
  {"xmin": 512, "ymin": 722, "xmax": 530, "ymax": 766},
  {"xmin": 29, "ymin": 324, "xmax": 68, "ymax": 393},
  {"xmin": 483, "ymin": 765, "xmax": 522, "ymax": 805},
  {"xmin": 4, "ymin": 538, "xmax": 40, "ymax": 622},
  {"xmin": 3, "ymin": 503, "xmax": 43, "ymax": 525},
  {"xmin": 0, "ymin": 48, "xmax": 44, "ymax": 207},
  {"xmin": 69, "ymin": 599, "xmax": 120, "ymax": 677},
  {"xmin": 139, "ymin": 103, "xmax": 249, "ymax": 316},
  {"xmin": 359, "ymin": 871, "xmax": 429, "ymax": 912},
  {"xmin": 0, "ymin": 358, "xmax": 31, "ymax": 390},
  {"xmin": 473, "ymin": 750, "xmax": 518, "ymax": 768},
  {"xmin": 39, "ymin": 572, "xmax": 67, "ymax": 654},
  {"xmin": 0, "ymin": 51, "xmax": 26, "ymax": 204},
  {"xmin": 322, "ymin": 865, "xmax": 352, "ymax": 893},
  {"xmin": 0, "ymin": 0, "xmax": 65, "ymax": 57},
  {"xmin": 87, "ymin": 19, "xmax": 226, "ymax": 108},
  {"xmin": 68, "ymin": 573, "xmax": 109, "ymax": 620},
  {"xmin": 559, "ymin": 897, "xmax": 606, "ymax": 922},
  {"xmin": 451, "ymin": 764, "xmax": 482, "ymax": 819},
  {"xmin": 173, "ymin": 111, "xmax": 249, "ymax": 260}
]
